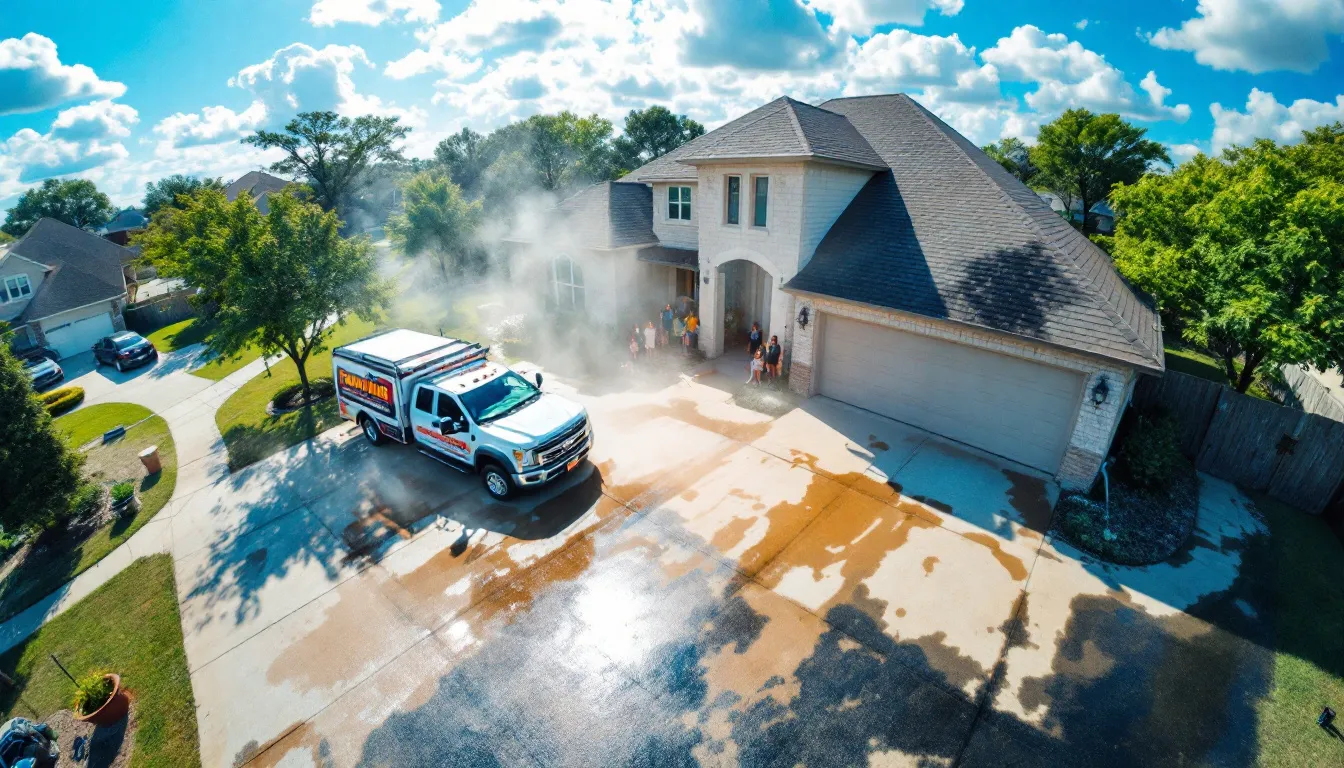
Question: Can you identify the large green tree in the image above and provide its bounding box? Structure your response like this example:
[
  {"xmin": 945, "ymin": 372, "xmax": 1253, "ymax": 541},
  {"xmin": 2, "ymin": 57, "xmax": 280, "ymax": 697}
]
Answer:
[
  {"xmin": 142, "ymin": 189, "xmax": 389, "ymax": 401},
  {"xmin": 0, "ymin": 324, "xmax": 83, "ymax": 532},
  {"xmin": 243, "ymin": 111, "xmax": 409, "ymax": 218},
  {"xmin": 612, "ymin": 106, "xmax": 704, "ymax": 173},
  {"xmin": 1111, "ymin": 125, "xmax": 1344, "ymax": 392},
  {"xmin": 2, "ymin": 178, "xmax": 115, "ymax": 237},
  {"xmin": 142, "ymin": 174, "xmax": 225, "ymax": 216},
  {"xmin": 434, "ymin": 128, "xmax": 489, "ymax": 195},
  {"xmin": 386, "ymin": 171, "xmax": 482, "ymax": 277},
  {"xmin": 982, "ymin": 137, "xmax": 1038, "ymax": 186},
  {"xmin": 1031, "ymin": 109, "xmax": 1169, "ymax": 234}
]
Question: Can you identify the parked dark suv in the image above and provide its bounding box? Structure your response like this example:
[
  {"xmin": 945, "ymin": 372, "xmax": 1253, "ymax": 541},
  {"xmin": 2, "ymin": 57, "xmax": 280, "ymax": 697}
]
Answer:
[{"xmin": 93, "ymin": 331, "xmax": 158, "ymax": 372}]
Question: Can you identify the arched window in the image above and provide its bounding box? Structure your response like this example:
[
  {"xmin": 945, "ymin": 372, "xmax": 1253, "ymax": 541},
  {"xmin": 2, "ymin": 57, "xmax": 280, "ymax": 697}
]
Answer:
[{"xmin": 552, "ymin": 254, "xmax": 584, "ymax": 312}]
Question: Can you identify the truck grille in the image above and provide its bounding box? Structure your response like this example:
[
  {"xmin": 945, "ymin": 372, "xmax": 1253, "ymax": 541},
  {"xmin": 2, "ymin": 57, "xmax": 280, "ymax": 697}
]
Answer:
[{"xmin": 536, "ymin": 417, "xmax": 587, "ymax": 466}]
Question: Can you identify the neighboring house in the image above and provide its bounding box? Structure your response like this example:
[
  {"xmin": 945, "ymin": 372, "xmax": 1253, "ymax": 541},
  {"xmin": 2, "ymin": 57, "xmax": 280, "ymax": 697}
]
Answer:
[
  {"xmin": 225, "ymin": 170, "xmax": 293, "ymax": 213},
  {"xmin": 1, "ymin": 218, "xmax": 132, "ymax": 359},
  {"xmin": 99, "ymin": 207, "xmax": 148, "ymax": 245},
  {"xmin": 1038, "ymin": 192, "xmax": 1115, "ymax": 234},
  {"xmin": 520, "ymin": 94, "xmax": 1164, "ymax": 489}
]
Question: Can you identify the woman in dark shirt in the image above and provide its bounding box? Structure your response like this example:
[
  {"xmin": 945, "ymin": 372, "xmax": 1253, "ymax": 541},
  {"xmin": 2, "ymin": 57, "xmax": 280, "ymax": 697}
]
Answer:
[
  {"xmin": 748, "ymin": 322, "xmax": 763, "ymax": 356},
  {"xmin": 765, "ymin": 336, "xmax": 782, "ymax": 378}
]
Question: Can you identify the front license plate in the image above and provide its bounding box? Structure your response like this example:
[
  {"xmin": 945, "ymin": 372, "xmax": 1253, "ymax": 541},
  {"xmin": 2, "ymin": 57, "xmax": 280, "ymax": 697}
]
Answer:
[{"xmin": 566, "ymin": 457, "xmax": 580, "ymax": 472}]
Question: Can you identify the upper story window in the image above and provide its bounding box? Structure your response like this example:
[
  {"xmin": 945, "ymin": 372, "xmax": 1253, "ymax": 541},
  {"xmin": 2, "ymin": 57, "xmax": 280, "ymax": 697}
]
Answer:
[
  {"xmin": 1, "ymin": 274, "xmax": 32, "ymax": 304},
  {"xmin": 552, "ymin": 254, "xmax": 584, "ymax": 312},
  {"xmin": 752, "ymin": 176, "xmax": 769, "ymax": 227},
  {"xmin": 725, "ymin": 176, "xmax": 741, "ymax": 225},
  {"xmin": 668, "ymin": 186, "xmax": 692, "ymax": 221}
]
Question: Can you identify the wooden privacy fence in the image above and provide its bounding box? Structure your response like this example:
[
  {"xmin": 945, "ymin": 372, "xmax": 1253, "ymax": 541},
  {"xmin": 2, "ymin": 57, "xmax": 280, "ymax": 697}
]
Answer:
[
  {"xmin": 1132, "ymin": 370, "xmax": 1344, "ymax": 515},
  {"xmin": 123, "ymin": 291, "xmax": 196, "ymax": 334}
]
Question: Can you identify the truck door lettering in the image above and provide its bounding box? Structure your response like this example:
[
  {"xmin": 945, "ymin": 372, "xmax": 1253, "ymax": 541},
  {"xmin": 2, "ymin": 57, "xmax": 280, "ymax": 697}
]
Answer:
[
  {"xmin": 337, "ymin": 368, "xmax": 396, "ymax": 417},
  {"xmin": 415, "ymin": 425, "xmax": 469, "ymax": 455}
]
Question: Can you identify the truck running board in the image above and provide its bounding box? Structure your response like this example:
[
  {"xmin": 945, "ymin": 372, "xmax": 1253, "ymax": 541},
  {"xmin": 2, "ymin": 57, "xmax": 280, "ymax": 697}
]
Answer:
[{"xmin": 417, "ymin": 448, "xmax": 471, "ymax": 474}]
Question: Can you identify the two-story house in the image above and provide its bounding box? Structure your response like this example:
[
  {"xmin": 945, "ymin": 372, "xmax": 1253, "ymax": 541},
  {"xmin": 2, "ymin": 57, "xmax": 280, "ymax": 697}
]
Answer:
[
  {"xmin": 524, "ymin": 94, "xmax": 1164, "ymax": 490},
  {"xmin": 2, "ymin": 218, "xmax": 133, "ymax": 359}
]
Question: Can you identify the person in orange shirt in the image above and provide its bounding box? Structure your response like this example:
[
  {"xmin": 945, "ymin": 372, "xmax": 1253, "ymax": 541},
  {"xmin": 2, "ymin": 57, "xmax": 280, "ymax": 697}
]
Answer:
[{"xmin": 684, "ymin": 314, "xmax": 699, "ymax": 355}]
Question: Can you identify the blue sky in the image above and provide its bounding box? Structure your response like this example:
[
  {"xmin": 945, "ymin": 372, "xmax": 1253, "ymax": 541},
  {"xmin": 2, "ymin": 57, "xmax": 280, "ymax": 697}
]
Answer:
[{"xmin": 3, "ymin": 0, "xmax": 1343, "ymax": 211}]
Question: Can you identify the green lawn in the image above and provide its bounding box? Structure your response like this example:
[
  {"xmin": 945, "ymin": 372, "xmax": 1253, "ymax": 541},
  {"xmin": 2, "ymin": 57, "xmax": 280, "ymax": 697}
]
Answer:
[
  {"xmin": 189, "ymin": 342, "xmax": 265, "ymax": 382},
  {"xmin": 0, "ymin": 555, "xmax": 200, "ymax": 768},
  {"xmin": 145, "ymin": 318, "xmax": 209, "ymax": 352},
  {"xmin": 0, "ymin": 406, "xmax": 177, "ymax": 622},
  {"xmin": 215, "ymin": 316, "xmax": 377, "ymax": 470},
  {"xmin": 1164, "ymin": 344, "xmax": 1279, "ymax": 402},
  {"xmin": 1255, "ymin": 497, "xmax": 1344, "ymax": 767}
]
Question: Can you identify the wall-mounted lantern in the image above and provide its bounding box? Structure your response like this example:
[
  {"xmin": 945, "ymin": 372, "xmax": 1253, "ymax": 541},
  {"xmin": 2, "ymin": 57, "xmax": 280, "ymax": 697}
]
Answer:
[
  {"xmin": 797, "ymin": 306, "xmax": 810, "ymax": 329},
  {"xmin": 1091, "ymin": 375, "xmax": 1110, "ymax": 407}
]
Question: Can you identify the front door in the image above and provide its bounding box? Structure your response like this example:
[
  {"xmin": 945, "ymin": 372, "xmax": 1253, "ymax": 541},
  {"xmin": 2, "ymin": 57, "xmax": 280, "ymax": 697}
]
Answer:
[{"xmin": 409, "ymin": 385, "xmax": 474, "ymax": 464}]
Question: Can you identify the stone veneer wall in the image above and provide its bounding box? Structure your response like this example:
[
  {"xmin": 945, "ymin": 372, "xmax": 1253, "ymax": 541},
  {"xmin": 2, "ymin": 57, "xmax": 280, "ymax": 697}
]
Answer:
[{"xmin": 787, "ymin": 294, "xmax": 1136, "ymax": 490}]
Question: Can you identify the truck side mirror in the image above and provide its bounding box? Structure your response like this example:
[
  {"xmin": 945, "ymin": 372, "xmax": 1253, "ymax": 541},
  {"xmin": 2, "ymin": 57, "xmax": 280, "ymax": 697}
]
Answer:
[{"xmin": 534, "ymin": 372, "xmax": 543, "ymax": 388}]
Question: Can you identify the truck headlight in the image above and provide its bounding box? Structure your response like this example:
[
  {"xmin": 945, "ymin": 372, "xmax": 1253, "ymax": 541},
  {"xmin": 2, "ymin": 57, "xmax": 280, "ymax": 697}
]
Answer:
[{"xmin": 513, "ymin": 449, "xmax": 536, "ymax": 468}]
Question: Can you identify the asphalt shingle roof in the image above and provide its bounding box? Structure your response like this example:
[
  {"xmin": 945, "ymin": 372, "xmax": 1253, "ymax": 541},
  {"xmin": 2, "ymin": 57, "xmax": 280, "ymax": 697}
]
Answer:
[
  {"xmin": 676, "ymin": 97, "xmax": 885, "ymax": 169},
  {"xmin": 225, "ymin": 170, "xmax": 293, "ymax": 213},
  {"xmin": 554, "ymin": 181, "xmax": 657, "ymax": 249},
  {"xmin": 10, "ymin": 218, "xmax": 128, "ymax": 321},
  {"xmin": 101, "ymin": 208, "xmax": 147, "ymax": 234},
  {"xmin": 636, "ymin": 245, "xmax": 698, "ymax": 269},
  {"xmin": 785, "ymin": 94, "xmax": 1163, "ymax": 371}
]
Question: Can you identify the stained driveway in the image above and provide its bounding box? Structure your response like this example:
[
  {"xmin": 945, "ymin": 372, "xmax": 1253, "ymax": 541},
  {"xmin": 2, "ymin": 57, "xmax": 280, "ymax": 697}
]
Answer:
[{"xmin": 173, "ymin": 369, "xmax": 1271, "ymax": 767}]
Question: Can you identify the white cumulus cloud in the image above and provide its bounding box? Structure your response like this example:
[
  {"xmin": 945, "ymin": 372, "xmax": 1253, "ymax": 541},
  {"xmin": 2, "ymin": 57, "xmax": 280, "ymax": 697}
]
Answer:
[
  {"xmin": 1211, "ymin": 88, "xmax": 1344, "ymax": 151},
  {"xmin": 309, "ymin": 0, "xmax": 440, "ymax": 26},
  {"xmin": 983, "ymin": 25, "xmax": 1190, "ymax": 122},
  {"xmin": 152, "ymin": 102, "xmax": 267, "ymax": 150},
  {"xmin": 1148, "ymin": 0, "xmax": 1344, "ymax": 74},
  {"xmin": 0, "ymin": 100, "xmax": 138, "ymax": 197},
  {"xmin": 803, "ymin": 0, "xmax": 963, "ymax": 35},
  {"xmin": 0, "ymin": 33, "xmax": 126, "ymax": 116}
]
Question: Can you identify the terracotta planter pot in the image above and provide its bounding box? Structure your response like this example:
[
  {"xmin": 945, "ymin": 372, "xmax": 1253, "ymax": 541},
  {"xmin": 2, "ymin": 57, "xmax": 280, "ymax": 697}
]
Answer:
[{"xmin": 75, "ymin": 673, "xmax": 130, "ymax": 726}]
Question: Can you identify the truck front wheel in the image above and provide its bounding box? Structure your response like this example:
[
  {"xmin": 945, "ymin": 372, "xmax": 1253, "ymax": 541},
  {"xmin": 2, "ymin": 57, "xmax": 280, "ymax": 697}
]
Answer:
[
  {"xmin": 480, "ymin": 463, "xmax": 514, "ymax": 500},
  {"xmin": 359, "ymin": 415, "xmax": 385, "ymax": 446}
]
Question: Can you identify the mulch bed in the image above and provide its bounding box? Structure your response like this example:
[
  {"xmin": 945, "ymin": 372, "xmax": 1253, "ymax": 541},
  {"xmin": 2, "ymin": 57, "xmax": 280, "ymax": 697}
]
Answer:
[
  {"xmin": 45, "ymin": 701, "xmax": 136, "ymax": 768},
  {"xmin": 1052, "ymin": 462, "xmax": 1200, "ymax": 566}
]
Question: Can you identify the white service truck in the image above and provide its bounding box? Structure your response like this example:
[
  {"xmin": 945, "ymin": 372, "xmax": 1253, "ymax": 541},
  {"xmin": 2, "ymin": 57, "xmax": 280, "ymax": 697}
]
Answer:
[{"xmin": 333, "ymin": 328, "xmax": 591, "ymax": 500}]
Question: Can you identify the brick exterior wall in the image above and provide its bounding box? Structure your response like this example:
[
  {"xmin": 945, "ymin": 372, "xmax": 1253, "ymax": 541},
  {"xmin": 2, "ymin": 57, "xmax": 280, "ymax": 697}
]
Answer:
[{"xmin": 787, "ymin": 295, "xmax": 1134, "ymax": 490}]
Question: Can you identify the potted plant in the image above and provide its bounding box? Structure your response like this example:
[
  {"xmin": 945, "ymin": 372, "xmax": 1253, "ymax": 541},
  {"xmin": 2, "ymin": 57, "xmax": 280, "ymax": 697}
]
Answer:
[
  {"xmin": 109, "ymin": 481, "xmax": 138, "ymax": 518},
  {"xmin": 72, "ymin": 670, "xmax": 130, "ymax": 726}
]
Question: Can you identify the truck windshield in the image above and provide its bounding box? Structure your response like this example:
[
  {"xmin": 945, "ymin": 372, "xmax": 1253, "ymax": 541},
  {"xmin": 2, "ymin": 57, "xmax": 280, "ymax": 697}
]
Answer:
[{"xmin": 459, "ymin": 371, "xmax": 539, "ymax": 424}]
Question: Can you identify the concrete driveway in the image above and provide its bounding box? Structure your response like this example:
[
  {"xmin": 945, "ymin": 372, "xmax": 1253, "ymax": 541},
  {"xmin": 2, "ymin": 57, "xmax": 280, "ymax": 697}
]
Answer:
[{"xmin": 163, "ymin": 366, "xmax": 1271, "ymax": 768}]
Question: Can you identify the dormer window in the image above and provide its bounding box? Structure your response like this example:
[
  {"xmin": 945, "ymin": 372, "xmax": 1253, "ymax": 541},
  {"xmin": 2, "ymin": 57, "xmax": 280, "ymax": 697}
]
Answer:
[
  {"xmin": 668, "ymin": 186, "xmax": 692, "ymax": 221},
  {"xmin": 1, "ymin": 274, "xmax": 32, "ymax": 303}
]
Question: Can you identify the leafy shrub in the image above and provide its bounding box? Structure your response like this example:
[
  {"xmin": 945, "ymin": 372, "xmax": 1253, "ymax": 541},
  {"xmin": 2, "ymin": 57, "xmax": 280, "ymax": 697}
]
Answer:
[
  {"xmin": 69, "ymin": 482, "xmax": 104, "ymax": 518},
  {"xmin": 72, "ymin": 670, "xmax": 115, "ymax": 716},
  {"xmin": 1117, "ymin": 412, "xmax": 1185, "ymax": 493},
  {"xmin": 41, "ymin": 386, "xmax": 84, "ymax": 416},
  {"xmin": 110, "ymin": 481, "xmax": 136, "ymax": 505}
]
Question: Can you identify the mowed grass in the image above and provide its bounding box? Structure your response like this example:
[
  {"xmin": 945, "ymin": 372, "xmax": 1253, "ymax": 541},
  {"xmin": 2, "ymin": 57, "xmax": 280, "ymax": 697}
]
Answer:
[
  {"xmin": 145, "ymin": 318, "xmax": 209, "ymax": 352},
  {"xmin": 215, "ymin": 316, "xmax": 377, "ymax": 470},
  {"xmin": 1163, "ymin": 344, "xmax": 1279, "ymax": 402},
  {"xmin": 0, "ymin": 555, "xmax": 200, "ymax": 768},
  {"xmin": 0, "ymin": 406, "xmax": 177, "ymax": 622},
  {"xmin": 189, "ymin": 342, "xmax": 266, "ymax": 382},
  {"xmin": 1255, "ymin": 496, "xmax": 1344, "ymax": 767}
]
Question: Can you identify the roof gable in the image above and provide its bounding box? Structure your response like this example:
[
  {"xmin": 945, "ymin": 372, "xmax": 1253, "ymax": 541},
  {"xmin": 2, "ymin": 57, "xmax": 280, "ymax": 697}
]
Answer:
[
  {"xmin": 11, "ymin": 218, "xmax": 128, "ymax": 320},
  {"xmin": 225, "ymin": 171, "xmax": 292, "ymax": 207},
  {"xmin": 785, "ymin": 94, "xmax": 1163, "ymax": 371},
  {"xmin": 554, "ymin": 181, "xmax": 656, "ymax": 249}
]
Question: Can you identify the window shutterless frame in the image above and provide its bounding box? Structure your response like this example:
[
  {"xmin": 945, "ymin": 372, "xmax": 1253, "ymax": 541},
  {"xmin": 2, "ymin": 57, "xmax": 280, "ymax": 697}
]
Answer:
[
  {"xmin": 725, "ymin": 175, "xmax": 741, "ymax": 225},
  {"xmin": 752, "ymin": 176, "xmax": 769, "ymax": 227},
  {"xmin": 668, "ymin": 186, "xmax": 691, "ymax": 220}
]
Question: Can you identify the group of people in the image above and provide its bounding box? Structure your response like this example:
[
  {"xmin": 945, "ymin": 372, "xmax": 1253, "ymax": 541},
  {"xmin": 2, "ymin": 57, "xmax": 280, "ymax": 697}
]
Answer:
[
  {"xmin": 629, "ymin": 304, "xmax": 700, "ymax": 361},
  {"xmin": 747, "ymin": 322, "xmax": 782, "ymax": 385}
]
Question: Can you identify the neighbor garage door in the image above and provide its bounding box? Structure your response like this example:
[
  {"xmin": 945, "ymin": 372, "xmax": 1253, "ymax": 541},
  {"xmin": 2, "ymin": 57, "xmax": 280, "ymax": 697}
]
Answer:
[
  {"xmin": 44, "ymin": 312, "xmax": 115, "ymax": 359},
  {"xmin": 819, "ymin": 315, "xmax": 1084, "ymax": 473}
]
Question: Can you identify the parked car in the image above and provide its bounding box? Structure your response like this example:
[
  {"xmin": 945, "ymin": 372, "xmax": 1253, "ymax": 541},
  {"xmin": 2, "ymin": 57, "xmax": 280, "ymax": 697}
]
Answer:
[
  {"xmin": 93, "ymin": 331, "xmax": 158, "ymax": 372},
  {"xmin": 23, "ymin": 355, "xmax": 63, "ymax": 390}
]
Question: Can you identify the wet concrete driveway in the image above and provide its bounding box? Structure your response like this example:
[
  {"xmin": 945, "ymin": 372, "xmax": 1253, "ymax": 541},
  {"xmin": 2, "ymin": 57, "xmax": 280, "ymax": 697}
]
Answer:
[{"xmin": 177, "ymin": 370, "xmax": 1272, "ymax": 767}]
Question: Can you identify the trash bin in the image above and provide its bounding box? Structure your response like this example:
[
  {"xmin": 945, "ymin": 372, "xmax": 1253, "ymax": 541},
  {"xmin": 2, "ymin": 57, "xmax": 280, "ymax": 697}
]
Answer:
[{"xmin": 139, "ymin": 445, "xmax": 162, "ymax": 474}]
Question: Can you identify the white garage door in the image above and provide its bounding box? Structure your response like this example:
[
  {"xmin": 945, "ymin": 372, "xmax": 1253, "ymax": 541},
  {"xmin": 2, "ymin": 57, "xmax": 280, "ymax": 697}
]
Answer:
[
  {"xmin": 819, "ymin": 315, "xmax": 1084, "ymax": 473},
  {"xmin": 44, "ymin": 313, "xmax": 115, "ymax": 359}
]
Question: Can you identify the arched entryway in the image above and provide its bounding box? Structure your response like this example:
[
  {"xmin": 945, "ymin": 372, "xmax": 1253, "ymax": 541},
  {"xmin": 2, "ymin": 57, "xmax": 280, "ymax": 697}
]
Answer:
[{"xmin": 699, "ymin": 251, "xmax": 792, "ymax": 359}]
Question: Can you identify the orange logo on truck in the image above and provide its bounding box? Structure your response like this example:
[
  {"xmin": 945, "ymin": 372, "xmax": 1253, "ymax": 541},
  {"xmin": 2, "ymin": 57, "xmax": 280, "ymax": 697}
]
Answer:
[{"xmin": 337, "ymin": 368, "xmax": 395, "ymax": 417}]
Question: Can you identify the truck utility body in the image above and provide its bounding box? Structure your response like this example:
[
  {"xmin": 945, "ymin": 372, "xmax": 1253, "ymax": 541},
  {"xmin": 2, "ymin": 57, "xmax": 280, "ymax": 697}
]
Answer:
[{"xmin": 333, "ymin": 329, "xmax": 591, "ymax": 499}]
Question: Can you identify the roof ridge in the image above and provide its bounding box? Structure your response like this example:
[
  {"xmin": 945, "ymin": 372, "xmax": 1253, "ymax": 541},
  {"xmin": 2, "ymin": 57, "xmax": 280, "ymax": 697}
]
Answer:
[
  {"xmin": 780, "ymin": 98, "xmax": 813, "ymax": 156},
  {"xmin": 899, "ymin": 98, "xmax": 1159, "ymax": 365},
  {"xmin": 700, "ymin": 98, "xmax": 794, "ymax": 156}
]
